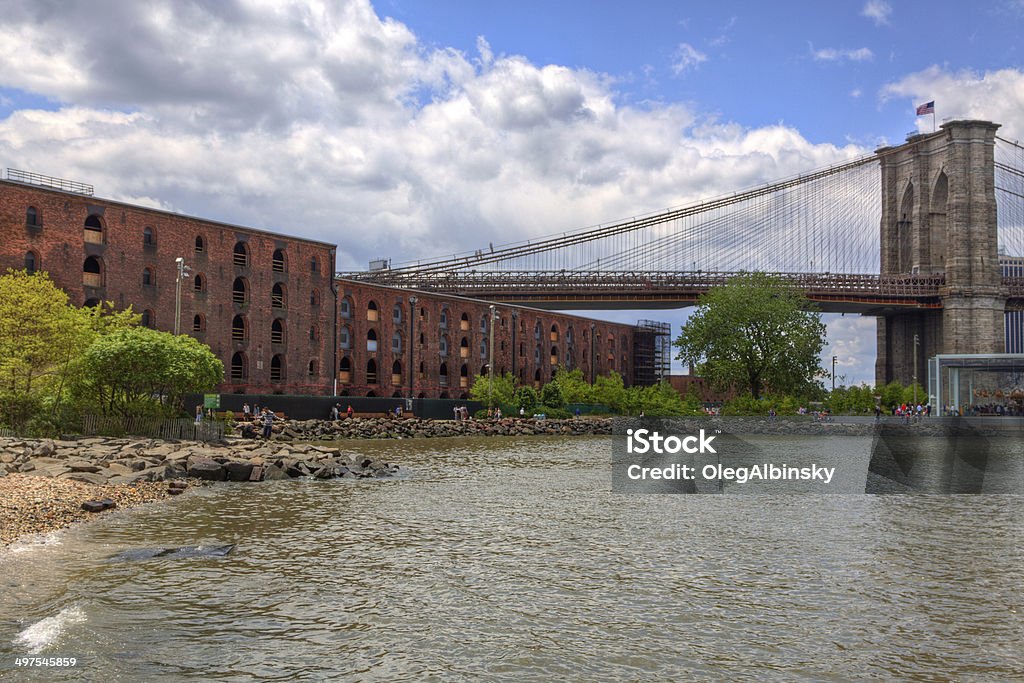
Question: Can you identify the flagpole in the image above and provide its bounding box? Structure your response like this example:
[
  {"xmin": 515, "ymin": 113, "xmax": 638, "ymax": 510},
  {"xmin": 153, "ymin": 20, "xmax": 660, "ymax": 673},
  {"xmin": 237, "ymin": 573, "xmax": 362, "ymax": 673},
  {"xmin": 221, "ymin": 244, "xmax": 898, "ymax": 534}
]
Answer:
[{"xmin": 932, "ymin": 109, "xmax": 936, "ymax": 133}]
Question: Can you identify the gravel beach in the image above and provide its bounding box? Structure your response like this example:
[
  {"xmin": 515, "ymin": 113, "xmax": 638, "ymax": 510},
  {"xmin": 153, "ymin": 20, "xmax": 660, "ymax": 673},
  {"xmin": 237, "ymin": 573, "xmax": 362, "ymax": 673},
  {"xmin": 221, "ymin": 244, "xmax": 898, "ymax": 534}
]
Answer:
[{"xmin": 0, "ymin": 473, "xmax": 173, "ymax": 547}]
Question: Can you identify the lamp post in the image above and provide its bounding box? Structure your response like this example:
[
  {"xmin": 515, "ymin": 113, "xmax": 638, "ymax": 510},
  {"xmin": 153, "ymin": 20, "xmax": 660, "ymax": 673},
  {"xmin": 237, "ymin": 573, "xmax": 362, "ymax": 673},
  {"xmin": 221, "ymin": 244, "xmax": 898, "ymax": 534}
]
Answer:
[
  {"xmin": 913, "ymin": 333, "xmax": 919, "ymax": 404},
  {"xmin": 832, "ymin": 355, "xmax": 837, "ymax": 392},
  {"xmin": 174, "ymin": 257, "xmax": 191, "ymax": 335},
  {"xmin": 408, "ymin": 296, "xmax": 418, "ymax": 399},
  {"xmin": 488, "ymin": 305, "xmax": 497, "ymax": 412}
]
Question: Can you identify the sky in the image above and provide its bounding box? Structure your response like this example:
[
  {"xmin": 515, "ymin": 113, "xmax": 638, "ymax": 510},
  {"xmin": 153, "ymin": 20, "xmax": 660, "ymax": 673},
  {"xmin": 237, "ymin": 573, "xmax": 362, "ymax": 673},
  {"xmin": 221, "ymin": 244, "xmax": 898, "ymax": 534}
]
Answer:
[{"xmin": 2, "ymin": 0, "xmax": 1024, "ymax": 387}]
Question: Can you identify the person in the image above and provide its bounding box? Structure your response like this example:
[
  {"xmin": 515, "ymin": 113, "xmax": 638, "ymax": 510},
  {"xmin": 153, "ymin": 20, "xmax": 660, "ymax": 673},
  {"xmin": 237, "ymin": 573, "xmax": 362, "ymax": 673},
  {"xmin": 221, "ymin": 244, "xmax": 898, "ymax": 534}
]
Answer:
[
  {"xmin": 454, "ymin": 406, "xmax": 461, "ymax": 421},
  {"xmin": 575, "ymin": 406, "xmax": 581, "ymax": 417},
  {"xmin": 243, "ymin": 402, "xmax": 251, "ymax": 419},
  {"xmin": 874, "ymin": 404, "xmax": 882, "ymax": 421},
  {"xmin": 495, "ymin": 407, "xmax": 502, "ymax": 420},
  {"xmin": 639, "ymin": 410, "xmax": 645, "ymax": 418},
  {"xmin": 330, "ymin": 403, "xmax": 339, "ymax": 420},
  {"xmin": 262, "ymin": 408, "xmax": 275, "ymax": 439},
  {"xmin": 519, "ymin": 406, "xmax": 525, "ymax": 418},
  {"xmin": 194, "ymin": 405, "xmax": 203, "ymax": 425},
  {"xmin": 347, "ymin": 404, "xmax": 354, "ymax": 418}
]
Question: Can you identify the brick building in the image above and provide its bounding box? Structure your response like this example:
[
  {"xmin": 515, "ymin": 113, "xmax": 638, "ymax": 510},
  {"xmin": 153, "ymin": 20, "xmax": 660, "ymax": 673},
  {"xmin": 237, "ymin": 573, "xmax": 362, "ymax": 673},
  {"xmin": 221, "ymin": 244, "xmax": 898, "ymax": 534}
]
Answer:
[
  {"xmin": 1, "ymin": 171, "xmax": 648, "ymax": 398},
  {"xmin": 335, "ymin": 279, "xmax": 637, "ymax": 398},
  {"xmin": 0, "ymin": 174, "xmax": 336, "ymax": 395}
]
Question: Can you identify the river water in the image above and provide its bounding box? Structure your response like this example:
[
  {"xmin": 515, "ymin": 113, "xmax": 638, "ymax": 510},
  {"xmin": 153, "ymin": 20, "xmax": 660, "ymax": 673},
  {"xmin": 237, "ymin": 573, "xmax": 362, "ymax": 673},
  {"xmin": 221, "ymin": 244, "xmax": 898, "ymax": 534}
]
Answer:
[{"xmin": 2, "ymin": 435, "xmax": 1023, "ymax": 681}]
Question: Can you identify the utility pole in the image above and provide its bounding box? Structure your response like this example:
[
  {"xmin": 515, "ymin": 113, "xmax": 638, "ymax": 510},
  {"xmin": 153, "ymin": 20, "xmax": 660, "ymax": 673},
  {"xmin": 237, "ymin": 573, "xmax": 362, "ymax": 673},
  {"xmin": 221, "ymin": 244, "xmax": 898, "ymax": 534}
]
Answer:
[
  {"xmin": 488, "ymin": 305, "xmax": 497, "ymax": 412},
  {"xmin": 832, "ymin": 355, "xmax": 837, "ymax": 392},
  {"xmin": 174, "ymin": 257, "xmax": 190, "ymax": 335},
  {"xmin": 408, "ymin": 296, "xmax": 418, "ymax": 399}
]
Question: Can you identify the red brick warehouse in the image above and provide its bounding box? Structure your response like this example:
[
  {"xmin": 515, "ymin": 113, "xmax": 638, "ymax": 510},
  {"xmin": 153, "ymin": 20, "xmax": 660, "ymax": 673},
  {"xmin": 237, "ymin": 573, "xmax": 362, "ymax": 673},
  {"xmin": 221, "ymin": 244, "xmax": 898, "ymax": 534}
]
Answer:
[
  {"xmin": 1, "ymin": 170, "xmax": 652, "ymax": 397},
  {"xmin": 0, "ymin": 172, "xmax": 336, "ymax": 395}
]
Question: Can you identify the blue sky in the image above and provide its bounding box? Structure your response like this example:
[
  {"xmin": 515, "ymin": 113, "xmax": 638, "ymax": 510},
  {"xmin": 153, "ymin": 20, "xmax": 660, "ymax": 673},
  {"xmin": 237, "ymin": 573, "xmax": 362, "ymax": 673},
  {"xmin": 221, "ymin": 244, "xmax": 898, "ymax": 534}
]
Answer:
[{"xmin": 1, "ymin": 0, "xmax": 1022, "ymax": 387}]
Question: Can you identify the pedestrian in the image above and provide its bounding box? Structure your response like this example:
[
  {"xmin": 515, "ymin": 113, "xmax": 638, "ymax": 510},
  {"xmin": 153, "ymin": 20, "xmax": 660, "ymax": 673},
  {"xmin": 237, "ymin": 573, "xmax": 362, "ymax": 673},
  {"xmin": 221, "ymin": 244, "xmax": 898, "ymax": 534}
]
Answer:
[
  {"xmin": 330, "ymin": 403, "xmax": 339, "ymax": 420},
  {"xmin": 454, "ymin": 406, "xmax": 460, "ymax": 421},
  {"xmin": 194, "ymin": 405, "xmax": 203, "ymax": 425},
  {"xmin": 243, "ymin": 402, "xmax": 251, "ymax": 419},
  {"xmin": 347, "ymin": 404, "xmax": 354, "ymax": 418},
  {"xmin": 519, "ymin": 406, "xmax": 525, "ymax": 418},
  {"xmin": 262, "ymin": 408, "xmax": 275, "ymax": 439}
]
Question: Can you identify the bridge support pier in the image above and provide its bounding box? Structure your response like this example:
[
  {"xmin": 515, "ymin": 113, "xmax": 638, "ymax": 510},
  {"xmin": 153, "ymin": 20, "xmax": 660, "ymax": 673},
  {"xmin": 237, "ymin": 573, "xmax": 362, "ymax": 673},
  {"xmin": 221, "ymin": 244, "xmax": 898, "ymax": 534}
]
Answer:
[{"xmin": 874, "ymin": 119, "xmax": 1006, "ymax": 390}]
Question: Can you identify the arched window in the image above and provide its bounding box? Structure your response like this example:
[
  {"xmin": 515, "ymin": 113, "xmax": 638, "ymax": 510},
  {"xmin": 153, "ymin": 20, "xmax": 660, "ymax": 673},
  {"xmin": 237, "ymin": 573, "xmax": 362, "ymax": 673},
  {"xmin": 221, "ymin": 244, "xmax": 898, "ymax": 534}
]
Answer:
[
  {"xmin": 193, "ymin": 274, "xmax": 204, "ymax": 292},
  {"xmin": 551, "ymin": 346, "xmax": 558, "ymax": 365},
  {"xmin": 366, "ymin": 358, "xmax": 378, "ymax": 385},
  {"xmin": 460, "ymin": 363, "xmax": 469, "ymax": 388},
  {"xmin": 83, "ymin": 256, "xmax": 103, "ymax": 287},
  {"xmin": 419, "ymin": 332, "xmax": 425, "ymax": 347},
  {"xmin": 392, "ymin": 331, "xmax": 402, "ymax": 353},
  {"xmin": 367, "ymin": 300, "xmax": 379, "ymax": 321},
  {"xmin": 271, "ymin": 354, "xmax": 285, "ymax": 382},
  {"xmin": 272, "ymin": 249, "xmax": 286, "ymax": 272},
  {"xmin": 272, "ymin": 318, "xmax": 285, "ymax": 345},
  {"xmin": 310, "ymin": 288, "xmax": 320, "ymax": 306},
  {"xmin": 340, "ymin": 297, "xmax": 352, "ymax": 319},
  {"xmin": 308, "ymin": 359, "xmax": 318, "ymax": 377},
  {"xmin": 439, "ymin": 362, "xmax": 449, "ymax": 387},
  {"xmin": 143, "ymin": 226, "xmax": 156, "ymax": 246},
  {"xmin": 420, "ymin": 307, "xmax": 427, "ymax": 322},
  {"xmin": 460, "ymin": 312, "xmax": 470, "ymax": 331},
  {"xmin": 24, "ymin": 251, "xmax": 38, "ymax": 274},
  {"xmin": 309, "ymin": 325, "xmax": 319, "ymax": 341},
  {"xmin": 142, "ymin": 267, "xmax": 154, "ymax": 286},
  {"xmin": 26, "ymin": 206, "xmax": 40, "ymax": 227},
  {"xmin": 535, "ymin": 345, "xmax": 541, "ymax": 364},
  {"xmin": 84, "ymin": 298, "xmax": 100, "ymax": 308},
  {"xmin": 232, "ymin": 314, "xmax": 247, "ymax": 342},
  {"xmin": 232, "ymin": 277, "xmax": 248, "ymax": 305},
  {"xmin": 230, "ymin": 352, "xmax": 247, "ymax": 381},
  {"xmin": 193, "ymin": 314, "xmax": 205, "ymax": 332},
  {"xmin": 141, "ymin": 309, "xmax": 155, "ymax": 328},
  {"xmin": 391, "ymin": 360, "xmax": 403, "ymax": 384},
  {"xmin": 272, "ymin": 282, "xmax": 286, "ymax": 309},
  {"xmin": 550, "ymin": 324, "xmax": 559, "ymax": 342},
  {"xmin": 535, "ymin": 321, "xmax": 542, "ymax": 340},
  {"xmin": 339, "ymin": 325, "xmax": 351, "ymax": 349},
  {"xmin": 367, "ymin": 329, "xmax": 378, "ymax": 352},
  {"xmin": 310, "ymin": 256, "xmax": 319, "ymax": 273},
  {"xmin": 339, "ymin": 356, "xmax": 352, "ymax": 383},
  {"xmin": 440, "ymin": 336, "xmax": 449, "ymax": 356},
  {"xmin": 393, "ymin": 303, "xmax": 403, "ymax": 323},
  {"xmin": 460, "ymin": 337, "xmax": 469, "ymax": 358},
  {"xmin": 418, "ymin": 361, "xmax": 425, "ymax": 380},
  {"xmin": 84, "ymin": 215, "xmax": 103, "ymax": 244},
  {"xmin": 440, "ymin": 309, "xmax": 448, "ymax": 329},
  {"xmin": 233, "ymin": 241, "xmax": 249, "ymax": 267},
  {"xmin": 479, "ymin": 340, "xmax": 487, "ymax": 359},
  {"xmin": 195, "ymin": 235, "xmax": 205, "ymax": 253}
]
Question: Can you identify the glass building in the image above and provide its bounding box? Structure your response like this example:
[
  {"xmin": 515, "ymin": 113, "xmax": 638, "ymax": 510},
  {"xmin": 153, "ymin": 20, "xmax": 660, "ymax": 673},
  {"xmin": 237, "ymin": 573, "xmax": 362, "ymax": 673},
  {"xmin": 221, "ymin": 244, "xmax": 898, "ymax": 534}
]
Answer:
[{"xmin": 928, "ymin": 354, "xmax": 1024, "ymax": 416}]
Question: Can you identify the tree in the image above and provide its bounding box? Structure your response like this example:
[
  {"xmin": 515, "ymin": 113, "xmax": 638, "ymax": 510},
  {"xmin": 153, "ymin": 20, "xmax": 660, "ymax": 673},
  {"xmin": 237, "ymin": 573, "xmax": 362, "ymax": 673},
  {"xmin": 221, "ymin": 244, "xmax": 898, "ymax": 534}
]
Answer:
[
  {"xmin": 70, "ymin": 327, "xmax": 223, "ymax": 418},
  {"xmin": 514, "ymin": 386, "xmax": 539, "ymax": 413},
  {"xmin": 550, "ymin": 367, "xmax": 595, "ymax": 404},
  {"xmin": 674, "ymin": 272, "xmax": 827, "ymax": 399},
  {"xmin": 540, "ymin": 382, "xmax": 565, "ymax": 409},
  {"xmin": 468, "ymin": 371, "xmax": 517, "ymax": 407}
]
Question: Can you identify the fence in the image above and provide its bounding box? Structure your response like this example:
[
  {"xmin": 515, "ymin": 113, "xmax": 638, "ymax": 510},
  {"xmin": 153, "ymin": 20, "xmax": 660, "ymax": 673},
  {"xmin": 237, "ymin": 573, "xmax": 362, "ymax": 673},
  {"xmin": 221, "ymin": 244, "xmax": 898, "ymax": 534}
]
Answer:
[{"xmin": 78, "ymin": 415, "xmax": 224, "ymax": 442}]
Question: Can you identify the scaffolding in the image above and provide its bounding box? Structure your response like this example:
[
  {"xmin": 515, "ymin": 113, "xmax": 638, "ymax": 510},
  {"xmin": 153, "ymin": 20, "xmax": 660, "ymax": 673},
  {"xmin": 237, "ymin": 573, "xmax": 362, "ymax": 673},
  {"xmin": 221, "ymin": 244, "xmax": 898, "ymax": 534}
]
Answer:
[{"xmin": 633, "ymin": 319, "xmax": 672, "ymax": 386}]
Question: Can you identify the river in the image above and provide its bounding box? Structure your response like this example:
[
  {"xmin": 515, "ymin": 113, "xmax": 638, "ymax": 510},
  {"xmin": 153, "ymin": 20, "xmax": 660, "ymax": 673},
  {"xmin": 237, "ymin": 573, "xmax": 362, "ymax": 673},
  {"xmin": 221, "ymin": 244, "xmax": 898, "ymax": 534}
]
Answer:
[{"xmin": 2, "ymin": 435, "xmax": 1023, "ymax": 681}]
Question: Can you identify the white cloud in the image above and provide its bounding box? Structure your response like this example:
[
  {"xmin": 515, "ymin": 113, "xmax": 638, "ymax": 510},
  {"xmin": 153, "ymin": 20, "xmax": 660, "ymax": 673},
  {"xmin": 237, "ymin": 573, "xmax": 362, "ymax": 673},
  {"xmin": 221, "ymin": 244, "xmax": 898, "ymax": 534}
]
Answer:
[
  {"xmin": 861, "ymin": 0, "xmax": 892, "ymax": 26},
  {"xmin": 881, "ymin": 65, "xmax": 1024, "ymax": 138},
  {"xmin": 671, "ymin": 43, "xmax": 708, "ymax": 75},
  {"xmin": 850, "ymin": 88, "xmax": 863, "ymax": 98},
  {"xmin": 811, "ymin": 46, "xmax": 874, "ymax": 63}
]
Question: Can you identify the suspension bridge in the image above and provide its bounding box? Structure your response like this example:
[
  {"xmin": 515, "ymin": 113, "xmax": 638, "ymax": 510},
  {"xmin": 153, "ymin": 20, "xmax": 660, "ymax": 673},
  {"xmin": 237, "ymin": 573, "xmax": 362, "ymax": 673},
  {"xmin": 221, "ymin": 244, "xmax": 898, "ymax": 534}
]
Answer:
[{"xmin": 340, "ymin": 120, "xmax": 1024, "ymax": 384}]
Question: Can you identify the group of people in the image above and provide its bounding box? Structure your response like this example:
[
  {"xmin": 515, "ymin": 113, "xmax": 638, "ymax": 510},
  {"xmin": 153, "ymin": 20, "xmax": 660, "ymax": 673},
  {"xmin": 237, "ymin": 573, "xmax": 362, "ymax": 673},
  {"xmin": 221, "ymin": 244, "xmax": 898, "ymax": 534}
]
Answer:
[{"xmin": 328, "ymin": 403, "xmax": 355, "ymax": 420}]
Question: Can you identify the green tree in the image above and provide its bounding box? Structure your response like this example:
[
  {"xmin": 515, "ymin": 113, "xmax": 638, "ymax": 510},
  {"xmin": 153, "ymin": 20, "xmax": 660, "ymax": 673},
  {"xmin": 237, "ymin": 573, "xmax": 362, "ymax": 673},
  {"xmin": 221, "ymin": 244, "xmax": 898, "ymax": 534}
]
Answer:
[
  {"xmin": 0, "ymin": 270, "xmax": 100, "ymax": 428},
  {"xmin": 70, "ymin": 327, "xmax": 223, "ymax": 418},
  {"xmin": 468, "ymin": 371, "xmax": 517, "ymax": 407},
  {"xmin": 674, "ymin": 272, "xmax": 827, "ymax": 399},
  {"xmin": 540, "ymin": 382, "xmax": 565, "ymax": 409},
  {"xmin": 514, "ymin": 386, "xmax": 539, "ymax": 414},
  {"xmin": 550, "ymin": 367, "xmax": 595, "ymax": 404}
]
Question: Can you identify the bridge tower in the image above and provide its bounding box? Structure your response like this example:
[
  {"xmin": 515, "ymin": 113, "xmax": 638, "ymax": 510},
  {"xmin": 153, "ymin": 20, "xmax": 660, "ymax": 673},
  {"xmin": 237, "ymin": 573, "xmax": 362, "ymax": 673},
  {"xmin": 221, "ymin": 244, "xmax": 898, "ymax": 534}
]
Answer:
[{"xmin": 875, "ymin": 120, "xmax": 1005, "ymax": 387}]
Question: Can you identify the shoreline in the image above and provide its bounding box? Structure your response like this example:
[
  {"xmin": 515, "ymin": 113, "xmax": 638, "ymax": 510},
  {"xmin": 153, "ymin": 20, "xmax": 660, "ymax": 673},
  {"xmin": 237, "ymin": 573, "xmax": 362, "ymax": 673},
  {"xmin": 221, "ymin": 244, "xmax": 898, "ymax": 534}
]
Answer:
[{"xmin": 0, "ymin": 473, "xmax": 174, "ymax": 548}]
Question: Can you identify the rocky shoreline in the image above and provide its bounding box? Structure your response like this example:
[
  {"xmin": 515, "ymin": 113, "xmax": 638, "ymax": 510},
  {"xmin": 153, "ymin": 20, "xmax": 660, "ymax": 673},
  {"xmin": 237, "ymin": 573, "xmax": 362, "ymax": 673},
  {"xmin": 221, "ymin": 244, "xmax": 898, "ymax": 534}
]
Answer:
[{"xmin": 263, "ymin": 415, "xmax": 612, "ymax": 441}]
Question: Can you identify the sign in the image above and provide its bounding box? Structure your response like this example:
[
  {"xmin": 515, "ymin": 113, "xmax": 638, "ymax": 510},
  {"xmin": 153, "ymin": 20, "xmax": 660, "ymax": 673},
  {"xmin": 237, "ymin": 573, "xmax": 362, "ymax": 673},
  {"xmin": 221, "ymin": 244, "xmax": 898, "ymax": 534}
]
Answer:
[{"xmin": 203, "ymin": 394, "xmax": 220, "ymax": 409}]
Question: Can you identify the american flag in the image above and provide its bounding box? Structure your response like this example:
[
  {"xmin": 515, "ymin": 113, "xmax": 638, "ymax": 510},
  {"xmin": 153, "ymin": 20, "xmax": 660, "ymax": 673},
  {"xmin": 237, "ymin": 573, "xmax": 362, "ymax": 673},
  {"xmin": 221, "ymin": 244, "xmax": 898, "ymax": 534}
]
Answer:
[{"xmin": 916, "ymin": 101, "xmax": 935, "ymax": 115}]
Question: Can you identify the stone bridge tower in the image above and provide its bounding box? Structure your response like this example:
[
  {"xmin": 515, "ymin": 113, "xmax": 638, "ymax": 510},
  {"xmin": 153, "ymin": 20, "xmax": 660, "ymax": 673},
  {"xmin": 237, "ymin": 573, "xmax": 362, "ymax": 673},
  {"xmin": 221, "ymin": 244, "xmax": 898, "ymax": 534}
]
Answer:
[{"xmin": 875, "ymin": 120, "xmax": 1005, "ymax": 387}]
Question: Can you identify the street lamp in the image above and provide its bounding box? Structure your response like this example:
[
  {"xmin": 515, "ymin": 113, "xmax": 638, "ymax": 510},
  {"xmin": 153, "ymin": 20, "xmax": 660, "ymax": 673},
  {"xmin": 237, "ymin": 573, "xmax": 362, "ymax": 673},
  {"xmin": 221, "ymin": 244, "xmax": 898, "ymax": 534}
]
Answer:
[
  {"xmin": 832, "ymin": 355, "xmax": 837, "ymax": 392},
  {"xmin": 488, "ymin": 305, "xmax": 498, "ymax": 412},
  {"xmin": 174, "ymin": 257, "xmax": 191, "ymax": 335},
  {"xmin": 913, "ymin": 333, "xmax": 920, "ymax": 404},
  {"xmin": 408, "ymin": 296, "xmax": 418, "ymax": 400}
]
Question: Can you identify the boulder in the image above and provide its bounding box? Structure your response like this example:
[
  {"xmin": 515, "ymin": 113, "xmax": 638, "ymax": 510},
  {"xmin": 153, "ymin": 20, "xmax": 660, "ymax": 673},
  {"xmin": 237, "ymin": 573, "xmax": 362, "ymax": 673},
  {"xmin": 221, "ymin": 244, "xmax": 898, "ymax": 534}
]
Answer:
[
  {"xmin": 262, "ymin": 464, "xmax": 289, "ymax": 480},
  {"xmin": 60, "ymin": 471, "xmax": 109, "ymax": 485},
  {"xmin": 81, "ymin": 500, "xmax": 106, "ymax": 513},
  {"xmin": 187, "ymin": 457, "xmax": 226, "ymax": 481},
  {"xmin": 223, "ymin": 460, "xmax": 254, "ymax": 482}
]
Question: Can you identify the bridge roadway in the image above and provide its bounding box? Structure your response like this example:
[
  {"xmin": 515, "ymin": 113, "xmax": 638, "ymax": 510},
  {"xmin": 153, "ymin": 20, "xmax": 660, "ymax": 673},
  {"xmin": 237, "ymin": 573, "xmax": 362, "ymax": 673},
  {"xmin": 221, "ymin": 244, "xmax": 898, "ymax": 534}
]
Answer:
[{"xmin": 340, "ymin": 271, "xmax": 1024, "ymax": 314}]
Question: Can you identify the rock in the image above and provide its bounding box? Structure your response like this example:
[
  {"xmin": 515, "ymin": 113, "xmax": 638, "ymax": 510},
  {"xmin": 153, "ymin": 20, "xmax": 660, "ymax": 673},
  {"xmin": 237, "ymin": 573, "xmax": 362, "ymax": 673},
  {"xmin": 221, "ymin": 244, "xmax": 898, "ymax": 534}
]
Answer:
[
  {"xmin": 186, "ymin": 457, "xmax": 226, "ymax": 481},
  {"xmin": 262, "ymin": 464, "xmax": 289, "ymax": 480},
  {"xmin": 168, "ymin": 480, "xmax": 188, "ymax": 490},
  {"xmin": 81, "ymin": 500, "xmax": 106, "ymax": 513},
  {"xmin": 60, "ymin": 471, "xmax": 109, "ymax": 485},
  {"xmin": 223, "ymin": 461, "xmax": 254, "ymax": 482},
  {"xmin": 167, "ymin": 487, "xmax": 185, "ymax": 495}
]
